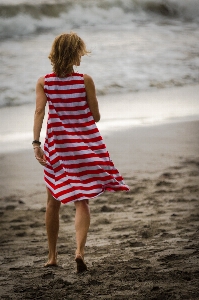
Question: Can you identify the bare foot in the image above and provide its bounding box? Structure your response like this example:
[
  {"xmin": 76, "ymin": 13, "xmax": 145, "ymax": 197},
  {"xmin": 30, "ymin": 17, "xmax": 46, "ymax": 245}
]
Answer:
[
  {"xmin": 44, "ymin": 261, "xmax": 58, "ymax": 267},
  {"xmin": 75, "ymin": 253, "xmax": 87, "ymax": 273},
  {"xmin": 44, "ymin": 254, "xmax": 58, "ymax": 267}
]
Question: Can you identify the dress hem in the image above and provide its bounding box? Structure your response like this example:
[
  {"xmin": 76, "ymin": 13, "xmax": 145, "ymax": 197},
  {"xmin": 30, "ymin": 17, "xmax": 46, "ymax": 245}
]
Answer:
[{"xmin": 46, "ymin": 184, "xmax": 129, "ymax": 205}]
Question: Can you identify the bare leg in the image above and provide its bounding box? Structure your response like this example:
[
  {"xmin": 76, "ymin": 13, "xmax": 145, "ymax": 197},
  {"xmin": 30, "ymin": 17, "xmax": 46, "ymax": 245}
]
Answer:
[
  {"xmin": 45, "ymin": 188, "xmax": 61, "ymax": 266},
  {"xmin": 74, "ymin": 199, "xmax": 90, "ymax": 272}
]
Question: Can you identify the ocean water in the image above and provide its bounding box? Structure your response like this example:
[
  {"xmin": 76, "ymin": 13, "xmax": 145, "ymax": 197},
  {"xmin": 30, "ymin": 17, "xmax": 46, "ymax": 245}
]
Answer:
[
  {"xmin": 1, "ymin": 0, "xmax": 199, "ymax": 106},
  {"xmin": 0, "ymin": 0, "xmax": 199, "ymax": 152}
]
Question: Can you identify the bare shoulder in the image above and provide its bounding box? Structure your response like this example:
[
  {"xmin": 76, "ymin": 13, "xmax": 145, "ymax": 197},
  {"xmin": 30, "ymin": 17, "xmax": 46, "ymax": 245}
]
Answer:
[
  {"xmin": 37, "ymin": 76, "xmax": 45, "ymax": 88},
  {"xmin": 83, "ymin": 74, "xmax": 94, "ymax": 86},
  {"xmin": 83, "ymin": 73, "xmax": 92, "ymax": 80}
]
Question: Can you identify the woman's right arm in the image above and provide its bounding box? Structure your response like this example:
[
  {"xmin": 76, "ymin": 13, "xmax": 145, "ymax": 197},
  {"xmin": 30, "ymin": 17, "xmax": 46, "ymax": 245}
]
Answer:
[
  {"xmin": 83, "ymin": 74, "xmax": 100, "ymax": 122},
  {"xmin": 33, "ymin": 76, "xmax": 47, "ymax": 166},
  {"xmin": 33, "ymin": 77, "xmax": 47, "ymax": 141}
]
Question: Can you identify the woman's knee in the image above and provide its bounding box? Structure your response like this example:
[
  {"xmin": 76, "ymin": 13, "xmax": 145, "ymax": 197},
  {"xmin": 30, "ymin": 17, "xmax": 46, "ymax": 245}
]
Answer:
[
  {"xmin": 75, "ymin": 199, "xmax": 89, "ymax": 209},
  {"xmin": 46, "ymin": 188, "xmax": 61, "ymax": 209}
]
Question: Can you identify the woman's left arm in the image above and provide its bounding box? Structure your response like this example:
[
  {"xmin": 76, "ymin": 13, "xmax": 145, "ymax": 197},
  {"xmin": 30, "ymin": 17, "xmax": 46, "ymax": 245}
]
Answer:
[{"xmin": 33, "ymin": 76, "xmax": 47, "ymax": 166}]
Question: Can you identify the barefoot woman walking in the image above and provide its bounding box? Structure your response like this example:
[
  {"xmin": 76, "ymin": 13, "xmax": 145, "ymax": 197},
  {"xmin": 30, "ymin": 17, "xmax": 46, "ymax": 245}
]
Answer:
[{"xmin": 33, "ymin": 32, "xmax": 129, "ymax": 273}]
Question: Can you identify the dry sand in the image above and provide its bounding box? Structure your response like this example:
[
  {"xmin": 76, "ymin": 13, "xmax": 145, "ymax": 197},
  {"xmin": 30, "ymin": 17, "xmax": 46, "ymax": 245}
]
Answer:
[{"xmin": 0, "ymin": 120, "xmax": 199, "ymax": 299}]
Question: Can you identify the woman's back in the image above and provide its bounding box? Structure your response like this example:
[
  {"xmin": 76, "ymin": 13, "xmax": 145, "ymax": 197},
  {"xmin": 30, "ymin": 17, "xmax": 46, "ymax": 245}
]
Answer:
[{"xmin": 44, "ymin": 72, "xmax": 97, "ymax": 132}]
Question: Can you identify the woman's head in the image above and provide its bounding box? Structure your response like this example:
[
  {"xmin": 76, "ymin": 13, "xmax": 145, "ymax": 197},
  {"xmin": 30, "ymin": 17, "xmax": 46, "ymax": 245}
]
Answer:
[{"xmin": 48, "ymin": 32, "xmax": 90, "ymax": 77}]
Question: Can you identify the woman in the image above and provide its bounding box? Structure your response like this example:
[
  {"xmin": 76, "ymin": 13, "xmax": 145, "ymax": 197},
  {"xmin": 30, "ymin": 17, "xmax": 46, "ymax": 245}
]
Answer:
[{"xmin": 33, "ymin": 32, "xmax": 129, "ymax": 273}]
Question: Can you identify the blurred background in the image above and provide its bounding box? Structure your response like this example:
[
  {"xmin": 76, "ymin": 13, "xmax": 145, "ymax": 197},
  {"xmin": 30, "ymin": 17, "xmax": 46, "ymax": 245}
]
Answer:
[{"xmin": 0, "ymin": 0, "xmax": 199, "ymax": 151}]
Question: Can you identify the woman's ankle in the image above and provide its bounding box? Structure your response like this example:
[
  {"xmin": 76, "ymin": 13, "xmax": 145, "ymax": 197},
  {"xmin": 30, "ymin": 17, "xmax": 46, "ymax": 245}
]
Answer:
[{"xmin": 75, "ymin": 249, "xmax": 85, "ymax": 258}]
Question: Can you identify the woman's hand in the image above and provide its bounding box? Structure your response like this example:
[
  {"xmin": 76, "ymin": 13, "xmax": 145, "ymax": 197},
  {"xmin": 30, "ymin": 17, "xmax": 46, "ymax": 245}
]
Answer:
[{"xmin": 34, "ymin": 147, "xmax": 47, "ymax": 166}]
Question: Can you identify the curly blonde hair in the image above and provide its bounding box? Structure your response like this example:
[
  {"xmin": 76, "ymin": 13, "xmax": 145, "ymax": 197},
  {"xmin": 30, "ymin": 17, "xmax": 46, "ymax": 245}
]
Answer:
[{"xmin": 48, "ymin": 32, "xmax": 90, "ymax": 77}]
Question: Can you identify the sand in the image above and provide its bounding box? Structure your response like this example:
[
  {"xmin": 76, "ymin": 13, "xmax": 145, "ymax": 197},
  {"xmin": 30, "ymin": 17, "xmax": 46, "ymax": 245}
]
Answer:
[{"xmin": 0, "ymin": 119, "xmax": 199, "ymax": 299}]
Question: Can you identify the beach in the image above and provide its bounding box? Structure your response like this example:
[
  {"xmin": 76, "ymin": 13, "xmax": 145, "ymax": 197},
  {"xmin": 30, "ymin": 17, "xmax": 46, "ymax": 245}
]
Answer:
[
  {"xmin": 1, "ymin": 0, "xmax": 199, "ymax": 298},
  {"xmin": 1, "ymin": 101, "xmax": 199, "ymax": 298}
]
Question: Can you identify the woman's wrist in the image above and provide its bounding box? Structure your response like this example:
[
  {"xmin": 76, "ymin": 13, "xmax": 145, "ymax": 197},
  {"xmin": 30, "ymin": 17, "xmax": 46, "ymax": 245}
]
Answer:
[
  {"xmin": 33, "ymin": 145, "xmax": 41, "ymax": 150},
  {"xmin": 32, "ymin": 140, "xmax": 41, "ymax": 149},
  {"xmin": 32, "ymin": 140, "xmax": 41, "ymax": 145}
]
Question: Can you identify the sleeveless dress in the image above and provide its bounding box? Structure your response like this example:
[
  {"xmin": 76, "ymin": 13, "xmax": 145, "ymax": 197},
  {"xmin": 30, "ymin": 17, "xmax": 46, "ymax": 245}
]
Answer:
[{"xmin": 43, "ymin": 72, "xmax": 129, "ymax": 204}]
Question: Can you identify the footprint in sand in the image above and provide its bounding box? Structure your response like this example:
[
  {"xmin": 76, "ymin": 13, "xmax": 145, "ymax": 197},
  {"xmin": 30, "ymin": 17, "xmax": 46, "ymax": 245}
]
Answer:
[
  {"xmin": 128, "ymin": 241, "xmax": 145, "ymax": 247},
  {"xmin": 10, "ymin": 225, "xmax": 24, "ymax": 230},
  {"xmin": 93, "ymin": 218, "xmax": 111, "ymax": 225},
  {"xmin": 30, "ymin": 222, "xmax": 43, "ymax": 228},
  {"xmin": 16, "ymin": 232, "xmax": 27, "ymax": 237},
  {"xmin": 5, "ymin": 205, "xmax": 16, "ymax": 210},
  {"xmin": 183, "ymin": 185, "xmax": 199, "ymax": 193},
  {"xmin": 61, "ymin": 214, "xmax": 72, "ymax": 222},
  {"xmin": 158, "ymin": 253, "xmax": 184, "ymax": 262},
  {"xmin": 100, "ymin": 205, "xmax": 115, "ymax": 212},
  {"xmin": 10, "ymin": 217, "xmax": 23, "ymax": 223},
  {"xmin": 41, "ymin": 271, "xmax": 54, "ymax": 280},
  {"xmin": 159, "ymin": 172, "xmax": 173, "ymax": 179},
  {"xmin": 156, "ymin": 181, "xmax": 172, "ymax": 187}
]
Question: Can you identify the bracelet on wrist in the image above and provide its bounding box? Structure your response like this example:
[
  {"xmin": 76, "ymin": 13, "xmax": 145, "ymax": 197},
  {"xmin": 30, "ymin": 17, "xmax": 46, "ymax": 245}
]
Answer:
[
  {"xmin": 33, "ymin": 146, "xmax": 41, "ymax": 150},
  {"xmin": 32, "ymin": 140, "xmax": 41, "ymax": 145}
]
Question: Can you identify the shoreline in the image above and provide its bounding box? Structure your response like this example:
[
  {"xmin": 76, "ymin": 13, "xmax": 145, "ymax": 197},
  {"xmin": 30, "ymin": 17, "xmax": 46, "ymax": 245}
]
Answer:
[{"xmin": 0, "ymin": 84, "xmax": 199, "ymax": 154}]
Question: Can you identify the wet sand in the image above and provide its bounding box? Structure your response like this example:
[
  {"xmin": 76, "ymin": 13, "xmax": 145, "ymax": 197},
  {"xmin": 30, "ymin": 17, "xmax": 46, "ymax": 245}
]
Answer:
[{"xmin": 0, "ymin": 120, "xmax": 199, "ymax": 299}]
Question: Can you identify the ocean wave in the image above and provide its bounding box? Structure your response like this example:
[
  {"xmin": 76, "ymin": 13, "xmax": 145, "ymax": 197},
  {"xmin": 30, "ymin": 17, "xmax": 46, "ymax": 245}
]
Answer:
[{"xmin": 0, "ymin": 0, "xmax": 199, "ymax": 39}]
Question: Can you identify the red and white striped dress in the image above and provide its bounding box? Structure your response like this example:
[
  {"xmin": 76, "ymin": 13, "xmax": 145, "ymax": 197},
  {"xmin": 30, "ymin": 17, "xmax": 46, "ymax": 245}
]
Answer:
[{"xmin": 43, "ymin": 72, "xmax": 129, "ymax": 204}]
